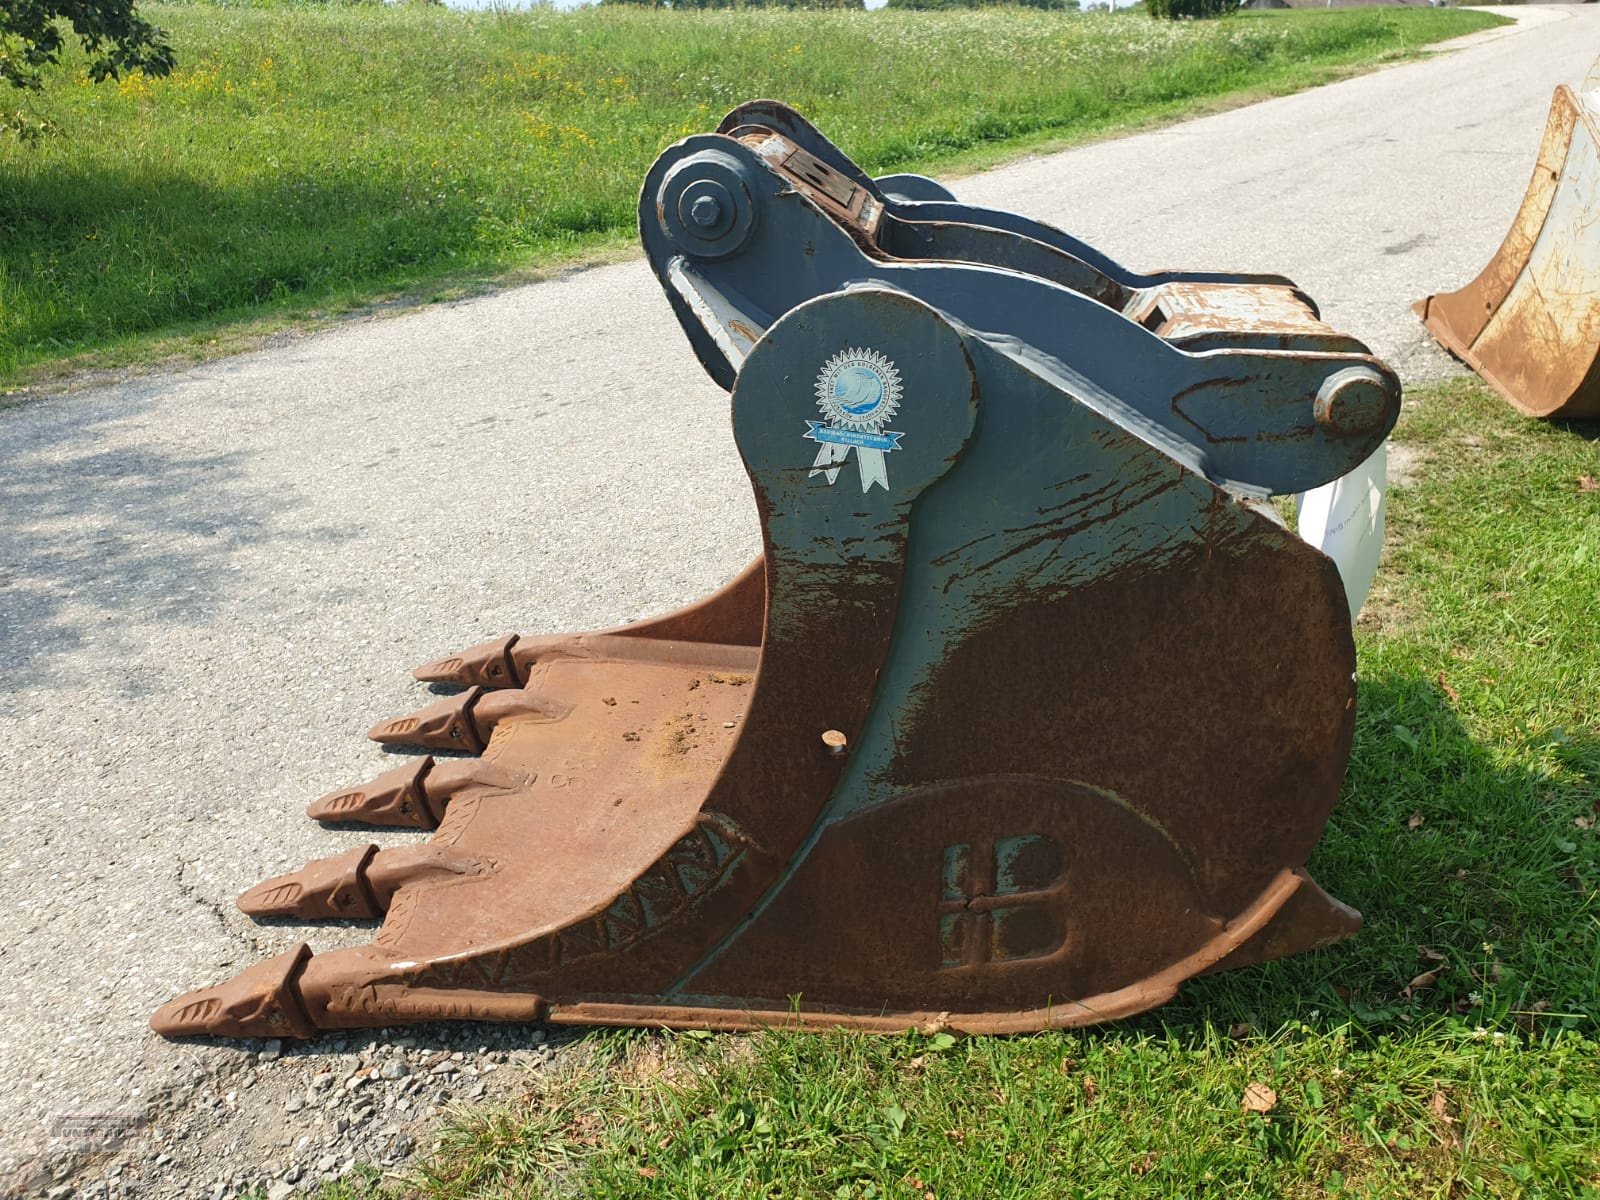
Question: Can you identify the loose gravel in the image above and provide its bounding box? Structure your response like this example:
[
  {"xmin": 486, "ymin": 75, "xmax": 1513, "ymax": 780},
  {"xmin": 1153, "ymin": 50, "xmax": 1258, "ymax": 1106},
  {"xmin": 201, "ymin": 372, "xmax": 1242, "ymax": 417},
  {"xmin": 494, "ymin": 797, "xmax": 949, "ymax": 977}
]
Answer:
[{"xmin": 17, "ymin": 1023, "xmax": 574, "ymax": 1199}]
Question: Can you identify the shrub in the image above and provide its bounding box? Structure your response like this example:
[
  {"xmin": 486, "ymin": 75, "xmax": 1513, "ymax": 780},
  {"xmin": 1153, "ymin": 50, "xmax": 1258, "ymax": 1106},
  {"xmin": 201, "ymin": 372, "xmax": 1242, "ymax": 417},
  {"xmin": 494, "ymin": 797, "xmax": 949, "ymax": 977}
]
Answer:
[{"xmin": 1147, "ymin": 0, "xmax": 1238, "ymax": 18}]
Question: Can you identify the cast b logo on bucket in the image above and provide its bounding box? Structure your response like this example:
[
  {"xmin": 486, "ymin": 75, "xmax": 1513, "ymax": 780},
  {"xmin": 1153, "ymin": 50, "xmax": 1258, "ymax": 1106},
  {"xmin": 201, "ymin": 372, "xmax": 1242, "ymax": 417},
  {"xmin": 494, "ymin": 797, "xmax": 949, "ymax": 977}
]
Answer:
[{"xmin": 807, "ymin": 348, "xmax": 905, "ymax": 492}]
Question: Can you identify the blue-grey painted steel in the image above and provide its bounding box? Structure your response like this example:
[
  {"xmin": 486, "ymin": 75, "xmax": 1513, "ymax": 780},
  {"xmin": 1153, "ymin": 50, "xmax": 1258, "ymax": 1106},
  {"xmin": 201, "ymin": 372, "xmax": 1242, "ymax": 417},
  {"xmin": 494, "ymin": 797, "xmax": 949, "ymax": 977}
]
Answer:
[
  {"xmin": 669, "ymin": 284, "xmax": 1356, "ymax": 998},
  {"xmin": 639, "ymin": 124, "xmax": 1400, "ymax": 495},
  {"xmin": 873, "ymin": 173, "xmax": 958, "ymax": 204}
]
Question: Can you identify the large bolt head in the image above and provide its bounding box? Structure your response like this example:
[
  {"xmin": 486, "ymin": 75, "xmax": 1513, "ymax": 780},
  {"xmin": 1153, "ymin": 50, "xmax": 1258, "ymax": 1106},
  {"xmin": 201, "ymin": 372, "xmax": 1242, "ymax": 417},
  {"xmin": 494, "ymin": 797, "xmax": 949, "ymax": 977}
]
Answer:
[
  {"xmin": 676, "ymin": 180, "xmax": 735, "ymax": 238},
  {"xmin": 1313, "ymin": 367, "xmax": 1394, "ymax": 438},
  {"xmin": 658, "ymin": 149, "xmax": 759, "ymax": 260},
  {"xmin": 689, "ymin": 194, "xmax": 723, "ymax": 228}
]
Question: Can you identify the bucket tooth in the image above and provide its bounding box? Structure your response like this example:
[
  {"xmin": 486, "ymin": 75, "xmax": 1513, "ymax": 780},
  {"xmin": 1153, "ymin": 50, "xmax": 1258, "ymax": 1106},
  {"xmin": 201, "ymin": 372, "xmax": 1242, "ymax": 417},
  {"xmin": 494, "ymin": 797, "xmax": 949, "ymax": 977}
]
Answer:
[
  {"xmin": 367, "ymin": 687, "xmax": 485, "ymax": 752},
  {"xmin": 306, "ymin": 757, "xmax": 525, "ymax": 829},
  {"xmin": 366, "ymin": 686, "xmax": 565, "ymax": 753},
  {"xmin": 1415, "ymin": 65, "xmax": 1600, "ymax": 419},
  {"xmin": 238, "ymin": 845, "xmax": 382, "ymax": 919},
  {"xmin": 413, "ymin": 634, "xmax": 523, "ymax": 688},
  {"xmin": 307, "ymin": 759, "xmax": 437, "ymax": 827},
  {"xmin": 158, "ymin": 100, "xmax": 1400, "ymax": 1040},
  {"xmin": 414, "ymin": 633, "xmax": 591, "ymax": 689},
  {"xmin": 238, "ymin": 844, "xmax": 491, "ymax": 920},
  {"xmin": 412, "ymin": 559, "xmax": 769, "ymax": 688},
  {"xmin": 150, "ymin": 945, "xmax": 315, "ymax": 1039}
]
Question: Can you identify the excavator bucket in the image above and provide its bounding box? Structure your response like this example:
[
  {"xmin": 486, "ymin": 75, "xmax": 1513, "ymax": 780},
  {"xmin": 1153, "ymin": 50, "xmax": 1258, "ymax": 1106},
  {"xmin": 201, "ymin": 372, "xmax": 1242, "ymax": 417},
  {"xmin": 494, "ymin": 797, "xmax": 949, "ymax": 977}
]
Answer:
[
  {"xmin": 1415, "ymin": 56, "xmax": 1600, "ymax": 419},
  {"xmin": 154, "ymin": 101, "xmax": 1400, "ymax": 1041}
]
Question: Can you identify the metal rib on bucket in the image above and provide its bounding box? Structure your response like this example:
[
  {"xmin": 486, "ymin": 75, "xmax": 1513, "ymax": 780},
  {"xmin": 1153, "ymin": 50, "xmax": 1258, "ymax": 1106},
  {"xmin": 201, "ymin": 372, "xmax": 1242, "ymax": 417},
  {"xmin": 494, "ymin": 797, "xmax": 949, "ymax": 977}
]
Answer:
[{"xmin": 1415, "ymin": 58, "xmax": 1600, "ymax": 420}]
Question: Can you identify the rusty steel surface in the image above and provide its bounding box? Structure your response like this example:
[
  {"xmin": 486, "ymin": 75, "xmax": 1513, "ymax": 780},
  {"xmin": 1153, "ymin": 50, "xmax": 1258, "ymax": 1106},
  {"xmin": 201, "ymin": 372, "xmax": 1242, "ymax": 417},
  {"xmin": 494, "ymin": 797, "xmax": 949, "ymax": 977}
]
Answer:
[
  {"xmin": 154, "ymin": 102, "xmax": 1397, "ymax": 1041},
  {"xmin": 1415, "ymin": 58, "xmax": 1600, "ymax": 419}
]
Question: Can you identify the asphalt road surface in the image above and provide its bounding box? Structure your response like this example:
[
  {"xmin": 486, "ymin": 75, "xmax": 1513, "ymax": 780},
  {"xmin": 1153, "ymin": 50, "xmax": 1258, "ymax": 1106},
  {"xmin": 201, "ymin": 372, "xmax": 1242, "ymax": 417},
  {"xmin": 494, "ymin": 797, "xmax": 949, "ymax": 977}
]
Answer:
[{"xmin": 3, "ymin": 6, "xmax": 1596, "ymax": 1193}]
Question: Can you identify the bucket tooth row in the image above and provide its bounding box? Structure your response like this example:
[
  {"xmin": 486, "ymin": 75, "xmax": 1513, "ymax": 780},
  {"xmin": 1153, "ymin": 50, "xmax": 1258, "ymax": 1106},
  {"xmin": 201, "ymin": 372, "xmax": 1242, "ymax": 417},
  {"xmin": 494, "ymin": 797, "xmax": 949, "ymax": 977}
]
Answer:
[{"xmin": 155, "ymin": 100, "xmax": 1399, "ymax": 1041}]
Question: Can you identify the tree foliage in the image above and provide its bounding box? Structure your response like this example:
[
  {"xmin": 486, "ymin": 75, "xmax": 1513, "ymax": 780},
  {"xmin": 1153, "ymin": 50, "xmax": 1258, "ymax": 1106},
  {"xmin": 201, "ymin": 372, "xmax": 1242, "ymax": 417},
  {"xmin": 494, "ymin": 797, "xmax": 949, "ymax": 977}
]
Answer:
[
  {"xmin": 2, "ymin": 0, "xmax": 175, "ymax": 137},
  {"xmin": 603, "ymin": 0, "xmax": 865, "ymax": 8},
  {"xmin": 1146, "ymin": 0, "xmax": 1238, "ymax": 18}
]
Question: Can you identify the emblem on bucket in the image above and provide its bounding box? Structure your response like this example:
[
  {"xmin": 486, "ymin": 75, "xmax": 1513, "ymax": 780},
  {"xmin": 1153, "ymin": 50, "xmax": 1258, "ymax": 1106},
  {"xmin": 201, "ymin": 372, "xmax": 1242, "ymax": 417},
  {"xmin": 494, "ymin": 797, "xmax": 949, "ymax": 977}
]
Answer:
[{"xmin": 807, "ymin": 347, "xmax": 905, "ymax": 492}]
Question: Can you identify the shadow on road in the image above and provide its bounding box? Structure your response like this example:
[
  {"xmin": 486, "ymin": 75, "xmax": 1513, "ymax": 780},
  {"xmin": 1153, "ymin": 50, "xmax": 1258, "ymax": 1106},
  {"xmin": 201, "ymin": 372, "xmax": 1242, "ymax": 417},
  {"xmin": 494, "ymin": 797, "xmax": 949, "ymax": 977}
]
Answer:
[{"xmin": 0, "ymin": 381, "xmax": 317, "ymax": 696}]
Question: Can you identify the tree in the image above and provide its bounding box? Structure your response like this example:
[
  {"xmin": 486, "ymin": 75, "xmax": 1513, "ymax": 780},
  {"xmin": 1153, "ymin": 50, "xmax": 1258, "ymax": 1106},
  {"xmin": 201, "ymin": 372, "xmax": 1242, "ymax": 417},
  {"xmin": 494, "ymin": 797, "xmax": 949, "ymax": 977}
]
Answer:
[
  {"xmin": 1, "ymin": 0, "xmax": 175, "ymax": 138},
  {"xmin": 1146, "ymin": 0, "xmax": 1238, "ymax": 17}
]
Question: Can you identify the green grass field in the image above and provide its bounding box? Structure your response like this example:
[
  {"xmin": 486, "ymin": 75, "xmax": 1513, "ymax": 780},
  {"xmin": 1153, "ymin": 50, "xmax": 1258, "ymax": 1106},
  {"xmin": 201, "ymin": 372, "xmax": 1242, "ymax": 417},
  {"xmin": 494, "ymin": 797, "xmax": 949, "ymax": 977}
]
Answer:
[
  {"xmin": 0, "ymin": 2, "xmax": 1500, "ymax": 385},
  {"xmin": 318, "ymin": 379, "xmax": 1598, "ymax": 1200}
]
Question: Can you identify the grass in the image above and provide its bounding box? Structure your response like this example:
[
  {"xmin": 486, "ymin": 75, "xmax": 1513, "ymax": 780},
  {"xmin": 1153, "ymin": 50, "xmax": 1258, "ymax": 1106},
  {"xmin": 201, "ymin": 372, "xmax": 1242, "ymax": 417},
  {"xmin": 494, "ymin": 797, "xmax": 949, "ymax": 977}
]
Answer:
[
  {"xmin": 0, "ymin": 2, "xmax": 1503, "ymax": 387},
  {"xmin": 318, "ymin": 379, "xmax": 1598, "ymax": 1199}
]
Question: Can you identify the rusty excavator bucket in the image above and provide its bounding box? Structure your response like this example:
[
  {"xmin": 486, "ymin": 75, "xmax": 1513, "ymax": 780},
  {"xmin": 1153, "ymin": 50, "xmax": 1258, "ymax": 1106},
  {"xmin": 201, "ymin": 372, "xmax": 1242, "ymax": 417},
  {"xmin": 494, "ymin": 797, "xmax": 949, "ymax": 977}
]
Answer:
[
  {"xmin": 154, "ymin": 102, "xmax": 1400, "ymax": 1041},
  {"xmin": 1415, "ymin": 56, "xmax": 1600, "ymax": 419}
]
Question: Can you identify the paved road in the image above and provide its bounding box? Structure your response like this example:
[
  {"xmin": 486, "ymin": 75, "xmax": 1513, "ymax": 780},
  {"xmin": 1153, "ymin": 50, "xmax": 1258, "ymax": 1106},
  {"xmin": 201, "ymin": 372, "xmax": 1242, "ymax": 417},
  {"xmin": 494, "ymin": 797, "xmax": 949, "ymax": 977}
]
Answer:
[{"xmin": 3, "ymin": 5, "xmax": 1596, "ymax": 1191}]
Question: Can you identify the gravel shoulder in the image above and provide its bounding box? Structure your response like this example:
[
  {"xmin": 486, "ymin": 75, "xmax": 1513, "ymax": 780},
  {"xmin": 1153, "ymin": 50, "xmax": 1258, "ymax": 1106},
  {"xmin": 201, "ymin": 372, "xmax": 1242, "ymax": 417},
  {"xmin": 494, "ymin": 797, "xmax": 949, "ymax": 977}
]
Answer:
[{"xmin": 3, "ymin": 7, "xmax": 1595, "ymax": 1196}]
